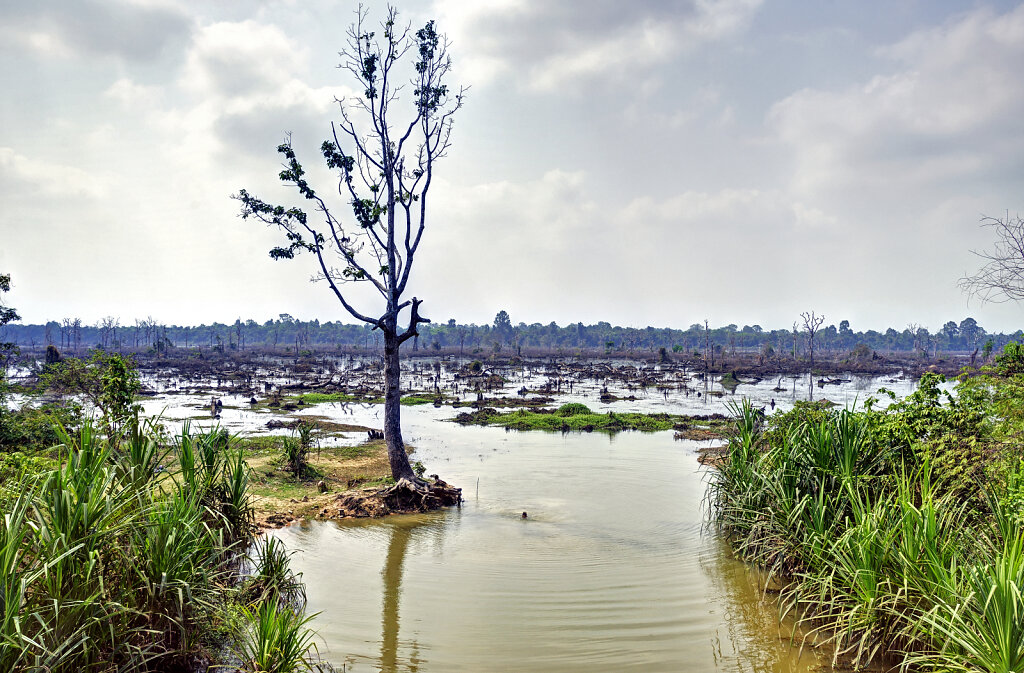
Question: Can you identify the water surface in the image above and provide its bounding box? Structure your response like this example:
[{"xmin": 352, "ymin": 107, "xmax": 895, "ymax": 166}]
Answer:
[{"xmin": 275, "ymin": 418, "xmax": 827, "ymax": 672}]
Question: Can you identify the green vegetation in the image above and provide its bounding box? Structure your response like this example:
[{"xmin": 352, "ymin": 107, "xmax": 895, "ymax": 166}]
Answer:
[
  {"xmin": 401, "ymin": 394, "xmax": 435, "ymax": 406},
  {"xmin": 709, "ymin": 372, "xmax": 1024, "ymax": 670},
  {"xmin": 236, "ymin": 600, "xmax": 320, "ymax": 673},
  {"xmin": 293, "ymin": 392, "xmax": 363, "ymax": 405},
  {"xmin": 0, "ymin": 401, "xmax": 83, "ymax": 454},
  {"xmin": 718, "ymin": 372, "xmax": 741, "ymax": 393},
  {"xmin": 556, "ymin": 402, "xmax": 592, "ymax": 416},
  {"xmin": 454, "ymin": 402, "xmax": 734, "ymax": 437},
  {"xmin": 276, "ymin": 391, "xmax": 436, "ymax": 410},
  {"xmin": 0, "ymin": 340, "xmax": 328, "ymax": 671},
  {"xmin": 39, "ymin": 351, "xmax": 141, "ymax": 436},
  {"xmin": 456, "ymin": 403, "xmax": 680, "ymax": 433},
  {"xmin": 281, "ymin": 421, "xmax": 317, "ymax": 479},
  {"xmin": 0, "ymin": 418, "xmax": 325, "ymax": 671}
]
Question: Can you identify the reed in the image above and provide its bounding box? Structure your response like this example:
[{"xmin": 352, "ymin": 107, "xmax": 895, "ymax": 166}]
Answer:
[
  {"xmin": 237, "ymin": 600, "xmax": 320, "ymax": 673},
  {"xmin": 0, "ymin": 417, "xmax": 321, "ymax": 671},
  {"xmin": 246, "ymin": 535, "xmax": 306, "ymax": 609},
  {"xmin": 709, "ymin": 391, "xmax": 1015, "ymax": 671}
]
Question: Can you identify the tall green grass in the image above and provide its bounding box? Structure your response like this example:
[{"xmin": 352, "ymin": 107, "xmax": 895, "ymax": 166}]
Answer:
[
  {"xmin": 710, "ymin": 393, "xmax": 1024, "ymax": 671},
  {"xmin": 0, "ymin": 417, "xmax": 321, "ymax": 672},
  {"xmin": 236, "ymin": 600, "xmax": 320, "ymax": 673}
]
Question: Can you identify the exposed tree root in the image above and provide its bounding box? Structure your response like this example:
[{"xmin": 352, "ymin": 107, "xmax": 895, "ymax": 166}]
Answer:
[{"xmin": 333, "ymin": 477, "xmax": 462, "ymax": 518}]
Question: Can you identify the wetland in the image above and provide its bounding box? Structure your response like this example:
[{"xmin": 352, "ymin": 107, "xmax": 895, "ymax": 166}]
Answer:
[{"xmin": 23, "ymin": 349, "xmax": 941, "ymax": 671}]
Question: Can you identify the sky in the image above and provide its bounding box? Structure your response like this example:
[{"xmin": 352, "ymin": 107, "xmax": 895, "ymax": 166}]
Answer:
[{"xmin": 3, "ymin": 0, "xmax": 1024, "ymax": 334}]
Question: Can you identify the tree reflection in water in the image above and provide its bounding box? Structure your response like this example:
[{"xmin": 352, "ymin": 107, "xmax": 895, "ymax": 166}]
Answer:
[{"xmin": 379, "ymin": 518, "xmax": 433, "ymax": 673}]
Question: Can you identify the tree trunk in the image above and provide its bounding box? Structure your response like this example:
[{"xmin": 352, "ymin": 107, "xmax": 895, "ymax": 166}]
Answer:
[{"xmin": 384, "ymin": 332, "xmax": 416, "ymax": 480}]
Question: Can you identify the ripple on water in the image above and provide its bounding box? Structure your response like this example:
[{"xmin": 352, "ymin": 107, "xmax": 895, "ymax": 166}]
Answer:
[{"xmin": 272, "ymin": 429, "xmax": 826, "ymax": 673}]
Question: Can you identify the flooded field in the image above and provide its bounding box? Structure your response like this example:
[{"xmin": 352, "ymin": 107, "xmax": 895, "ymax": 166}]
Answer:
[
  {"xmin": 122, "ymin": 354, "xmax": 935, "ymax": 443},
  {"xmin": 274, "ymin": 418, "xmax": 823, "ymax": 673},
  {"xmin": 13, "ymin": 355, "xmax": 942, "ymax": 672},
  {"xmin": 196, "ymin": 364, "xmax": 927, "ymax": 673}
]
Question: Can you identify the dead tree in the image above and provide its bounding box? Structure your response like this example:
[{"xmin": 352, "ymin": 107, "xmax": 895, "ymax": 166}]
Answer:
[
  {"xmin": 236, "ymin": 6, "xmax": 465, "ymax": 481},
  {"xmin": 704, "ymin": 319, "xmax": 712, "ymax": 370},
  {"xmin": 905, "ymin": 322, "xmax": 920, "ymax": 353},
  {"xmin": 960, "ymin": 212, "xmax": 1024, "ymax": 303},
  {"xmin": 801, "ymin": 311, "xmax": 825, "ymax": 370}
]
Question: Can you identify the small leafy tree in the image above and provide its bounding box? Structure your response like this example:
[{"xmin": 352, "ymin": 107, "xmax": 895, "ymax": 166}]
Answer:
[
  {"xmin": 40, "ymin": 351, "xmax": 141, "ymax": 440},
  {"xmin": 0, "ymin": 274, "xmax": 20, "ymax": 434},
  {"xmin": 996, "ymin": 341, "xmax": 1024, "ymax": 376},
  {"xmin": 236, "ymin": 6, "xmax": 464, "ymax": 482},
  {"xmin": 0, "ymin": 274, "xmax": 19, "ymax": 375},
  {"xmin": 283, "ymin": 421, "xmax": 317, "ymax": 478}
]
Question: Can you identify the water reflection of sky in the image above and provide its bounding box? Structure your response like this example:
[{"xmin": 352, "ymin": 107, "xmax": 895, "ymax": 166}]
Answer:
[
  {"xmin": 275, "ymin": 425, "xmax": 835, "ymax": 672},
  {"xmin": 123, "ymin": 366, "xmax": 947, "ymax": 457}
]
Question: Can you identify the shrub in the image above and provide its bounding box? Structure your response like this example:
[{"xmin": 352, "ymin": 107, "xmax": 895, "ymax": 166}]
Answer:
[{"xmin": 556, "ymin": 402, "xmax": 591, "ymax": 417}]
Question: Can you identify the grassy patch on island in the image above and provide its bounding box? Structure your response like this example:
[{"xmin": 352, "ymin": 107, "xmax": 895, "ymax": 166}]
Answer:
[{"xmin": 454, "ymin": 402, "xmax": 724, "ymax": 435}]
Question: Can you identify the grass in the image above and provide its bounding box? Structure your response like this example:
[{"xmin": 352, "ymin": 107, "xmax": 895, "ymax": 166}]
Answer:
[
  {"xmin": 461, "ymin": 407, "xmax": 676, "ymax": 432},
  {"xmin": 292, "ymin": 392, "xmax": 364, "ymax": 405},
  {"xmin": 708, "ymin": 392, "xmax": 1024, "ymax": 672},
  {"xmin": 245, "ymin": 535, "xmax": 306, "ymax": 608},
  {"xmin": 0, "ymin": 418, "xmax": 325, "ymax": 671},
  {"xmin": 242, "ymin": 436, "xmax": 395, "ymax": 519},
  {"xmin": 236, "ymin": 600, "xmax": 320, "ymax": 673},
  {"xmin": 454, "ymin": 403, "xmax": 728, "ymax": 436},
  {"xmin": 401, "ymin": 394, "xmax": 436, "ymax": 405}
]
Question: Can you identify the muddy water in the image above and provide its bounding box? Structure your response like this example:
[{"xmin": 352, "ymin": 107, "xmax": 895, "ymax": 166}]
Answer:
[
  {"xmin": 122, "ymin": 370, "xmax": 935, "ymax": 671},
  {"xmin": 274, "ymin": 414, "xmax": 826, "ymax": 673}
]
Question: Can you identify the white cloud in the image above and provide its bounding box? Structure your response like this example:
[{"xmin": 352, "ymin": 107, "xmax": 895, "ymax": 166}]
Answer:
[
  {"xmin": 104, "ymin": 78, "xmax": 164, "ymax": 107},
  {"xmin": 181, "ymin": 20, "xmax": 310, "ymax": 100},
  {"xmin": 436, "ymin": 0, "xmax": 762, "ymax": 91},
  {"xmin": 768, "ymin": 5, "xmax": 1024, "ymax": 204},
  {"xmin": 419, "ymin": 175, "xmax": 852, "ymax": 325},
  {"xmin": 0, "ymin": 0, "xmax": 193, "ymax": 61},
  {"xmin": 0, "ymin": 147, "xmax": 110, "ymax": 200},
  {"xmin": 6, "ymin": 0, "xmax": 1024, "ymax": 332}
]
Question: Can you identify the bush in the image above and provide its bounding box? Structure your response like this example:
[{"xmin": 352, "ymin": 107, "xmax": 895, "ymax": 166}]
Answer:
[
  {"xmin": 556, "ymin": 402, "xmax": 592, "ymax": 417},
  {"xmin": 996, "ymin": 341, "xmax": 1024, "ymax": 375},
  {"xmin": 0, "ymin": 401, "xmax": 83, "ymax": 453}
]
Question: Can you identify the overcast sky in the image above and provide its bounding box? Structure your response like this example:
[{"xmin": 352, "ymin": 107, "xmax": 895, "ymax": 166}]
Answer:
[{"xmin": 3, "ymin": 0, "xmax": 1024, "ymax": 334}]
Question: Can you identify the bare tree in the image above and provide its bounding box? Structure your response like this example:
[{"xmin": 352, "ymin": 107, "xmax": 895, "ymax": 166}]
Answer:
[
  {"xmin": 905, "ymin": 322, "xmax": 920, "ymax": 352},
  {"xmin": 704, "ymin": 319, "xmax": 711, "ymax": 370},
  {"xmin": 960, "ymin": 213, "xmax": 1024, "ymax": 303},
  {"xmin": 99, "ymin": 316, "xmax": 120, "ymax": 349},
  {"xmin": 801, "ymin": 311, "xmax": 825, "ymax": 369},
  {"xmin": 236, "ymin": 6, "xmax": 465, "ymax": 481},
  {"xmin": 60, "ymin": 318, "xmax": 72, "ymax": 351},
  {"xmin": 72, "ymin": 318, "xmax": 82, "ymax": 354},
  {"xmin": 143, "ymin": 316, "xmax": 158, "ymax": 348},
  {"xmin": 133, "ymin": 318, "xmax": 143, "ymax": 349}
]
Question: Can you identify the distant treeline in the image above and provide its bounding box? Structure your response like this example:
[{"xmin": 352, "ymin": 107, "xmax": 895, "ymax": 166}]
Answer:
[{"xmin": 1, "ymin": 312, "xmax": 1018, "ymax": 357}]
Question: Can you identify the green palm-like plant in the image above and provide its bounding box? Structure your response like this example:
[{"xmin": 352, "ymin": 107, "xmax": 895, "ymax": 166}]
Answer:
[
  {"xmin": 237, "ymin": 600, "xmax": 320, "ymax": 673},
  {"xmin": 246, "ymin": 535, "xmax": 306, "ymax": 608},
  {"xmin": 132, "ymin": 488, "xmax": 222, "ymax": 629},
  {"xmin": 222, "ymin": 445, "xmax": 256, "ymax": 543},
  {"xmin": 914, "ymin": 503, "xmax": 1024, "ymax": 673}
]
